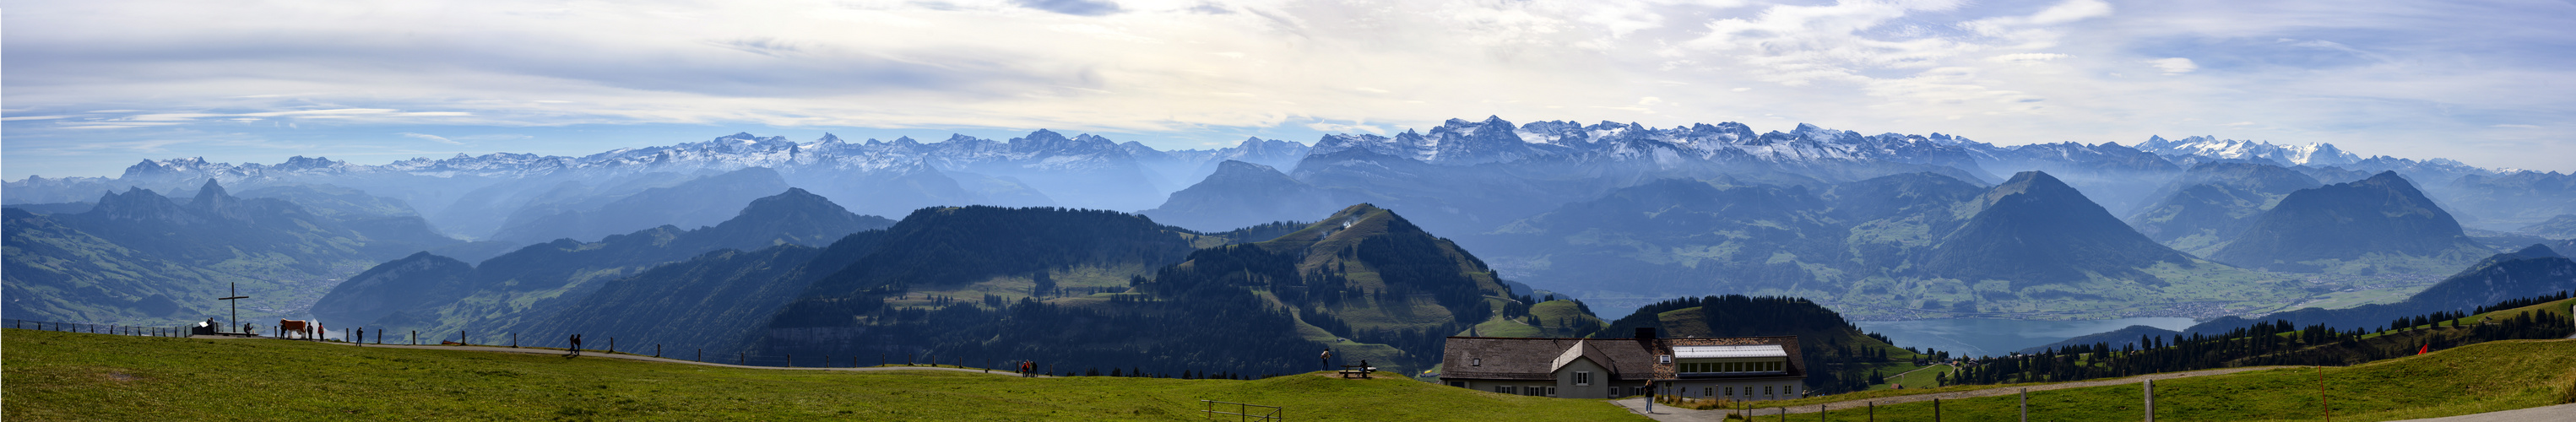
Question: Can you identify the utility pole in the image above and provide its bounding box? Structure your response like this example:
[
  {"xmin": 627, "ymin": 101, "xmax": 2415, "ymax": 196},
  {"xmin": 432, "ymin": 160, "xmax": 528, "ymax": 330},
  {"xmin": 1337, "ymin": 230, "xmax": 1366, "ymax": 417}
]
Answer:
[{"xmin": 218, "ymin": 283, "xmax": 250, "ymax": 334}]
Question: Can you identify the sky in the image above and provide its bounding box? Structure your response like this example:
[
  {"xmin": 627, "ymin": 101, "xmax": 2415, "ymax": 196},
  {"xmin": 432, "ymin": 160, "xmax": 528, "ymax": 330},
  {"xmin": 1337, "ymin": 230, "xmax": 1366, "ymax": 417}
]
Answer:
[{"xmin": 6, "ymin": 0, "xmax": 2573, "ymax": 180}]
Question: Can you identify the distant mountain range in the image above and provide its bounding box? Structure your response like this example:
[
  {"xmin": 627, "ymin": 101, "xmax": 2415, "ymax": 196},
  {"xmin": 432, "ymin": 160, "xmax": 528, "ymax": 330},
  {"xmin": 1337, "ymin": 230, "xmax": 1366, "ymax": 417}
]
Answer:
[{"xmin": 8, "ymin": 116, "xmax": 2575, "ymax": 324}]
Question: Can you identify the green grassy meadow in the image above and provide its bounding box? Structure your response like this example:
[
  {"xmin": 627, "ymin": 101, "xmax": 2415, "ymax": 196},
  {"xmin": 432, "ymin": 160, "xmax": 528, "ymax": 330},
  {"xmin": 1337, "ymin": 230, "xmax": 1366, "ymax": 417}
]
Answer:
[
  {"xmin": 2, "ymin": 329, "xmax": 1643, "ymax": 421},
  {"xmin": 1746, "ymin": 339, "xmax": 2576, "ymax": 421}
]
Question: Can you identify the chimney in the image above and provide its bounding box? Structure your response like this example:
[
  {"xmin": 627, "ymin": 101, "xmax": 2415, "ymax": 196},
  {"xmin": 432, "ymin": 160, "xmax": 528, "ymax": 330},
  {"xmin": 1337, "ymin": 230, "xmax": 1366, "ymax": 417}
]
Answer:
[{"xmin": 1634, "ymin": 327, "xmax": 1657, "ymax": 339}]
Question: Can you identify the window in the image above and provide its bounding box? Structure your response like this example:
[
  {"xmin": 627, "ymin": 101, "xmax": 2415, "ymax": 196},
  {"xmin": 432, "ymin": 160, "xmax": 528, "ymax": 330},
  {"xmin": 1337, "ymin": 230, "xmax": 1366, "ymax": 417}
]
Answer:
[
  {"xmin": 1450, "ymin": 381, "xmax": 1467, "ymax": 388},
  {"xmin": 1575, "ymin": 371, "xmax": 1592, "ymax": 386},
  {"xmin": 1494, "ymin": 386, "xmax": 1512, "ymax": 393},
  {"xmin": 1659, "ymin": 354, "xmax": 1672, "ymax": 364},
  {"xmin": 1702, "ymin": 387, "xmax": 1712, "ymax": 397},
  {"xmin": 1726, "ymin": 387, "xmax": 1734, "ymax": 397},
  {"xmin": 1472, "ymin": 358, "xmax": 1481, "ymax": 366},
  {"xmin": 1765, "ymin": 386, "xmax": 1774, "ymax": 398},
  {"xmin": 1785, "ymin": 385, "xmax": 1797, "ymax": 397},
  {"xmin": 1548, "ymin": 387, "xmax": 1557, "ymax": 397}
]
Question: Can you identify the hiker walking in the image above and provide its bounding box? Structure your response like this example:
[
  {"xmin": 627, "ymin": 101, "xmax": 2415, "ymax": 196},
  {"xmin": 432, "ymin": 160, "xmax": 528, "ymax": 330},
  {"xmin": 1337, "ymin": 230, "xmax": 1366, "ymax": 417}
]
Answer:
[
  {"xmin": 567, "ymin": 334, "xmax": 583, "ymax": 357},
  {"xmin": 1320, "ymin": 349, "xmax": 1334, "ymax": 371}
]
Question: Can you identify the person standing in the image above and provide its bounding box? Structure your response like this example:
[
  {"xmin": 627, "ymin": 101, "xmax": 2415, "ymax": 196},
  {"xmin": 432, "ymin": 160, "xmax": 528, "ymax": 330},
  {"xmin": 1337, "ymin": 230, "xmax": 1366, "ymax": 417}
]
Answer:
[
  {"xmin": 1320, "ymin": 349, "xmax": 1334, "ymax": 371},
  {"xmin": 567, "ymin": 334, "xmax": 583, "ymax": 357}
]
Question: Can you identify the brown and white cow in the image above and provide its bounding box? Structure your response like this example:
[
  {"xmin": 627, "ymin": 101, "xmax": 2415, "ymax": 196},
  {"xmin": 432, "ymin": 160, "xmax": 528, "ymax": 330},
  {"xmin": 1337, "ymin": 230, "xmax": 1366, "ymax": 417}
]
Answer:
[{"xmin": 277, "ymin": 319, "xmax": 323, "ymax": 339}]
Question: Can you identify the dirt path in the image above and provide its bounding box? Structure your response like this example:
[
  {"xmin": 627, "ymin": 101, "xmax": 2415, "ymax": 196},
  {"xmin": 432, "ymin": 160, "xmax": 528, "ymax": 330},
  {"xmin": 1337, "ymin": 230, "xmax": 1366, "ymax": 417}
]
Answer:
[
  {"xmin": 2388, "ymin": 403, "xmax": 2576, "ymax": 422},
  {"xmin": 205, "ymin": 336, "xmax": 1053, "ymax": 376},
  {"xmin": 1612, "ymin": 365, "xmax": 2305, "ymax": 420},
  {"xmin": 1880, "ymin": 363, "xmax": 1949, "ymax": 384}
]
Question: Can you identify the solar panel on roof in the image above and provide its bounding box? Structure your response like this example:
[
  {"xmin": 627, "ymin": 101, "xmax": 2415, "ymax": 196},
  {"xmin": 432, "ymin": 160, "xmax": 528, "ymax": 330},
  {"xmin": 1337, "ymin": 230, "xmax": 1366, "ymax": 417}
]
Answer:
[{"xmin": 1673, "ymin": 344, "xmax": 1787, "ymax": 359}]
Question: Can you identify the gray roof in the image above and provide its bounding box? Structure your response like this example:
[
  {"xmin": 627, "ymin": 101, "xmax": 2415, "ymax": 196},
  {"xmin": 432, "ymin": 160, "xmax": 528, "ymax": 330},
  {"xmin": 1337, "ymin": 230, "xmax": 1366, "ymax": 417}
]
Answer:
[
  {"xmin": 1440, "ymin": 337, "xmax": 1658, "ymax": 381},
  {"xmin": 1439, "ymin": 335, "xmax": 1808, "ymax": 382}
]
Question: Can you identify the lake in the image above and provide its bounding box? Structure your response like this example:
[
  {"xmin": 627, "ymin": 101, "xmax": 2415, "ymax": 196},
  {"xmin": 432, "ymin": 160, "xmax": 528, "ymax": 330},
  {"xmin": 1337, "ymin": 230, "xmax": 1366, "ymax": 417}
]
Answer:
[{"xmin": 1851, "ymin": 317, "xmax": 2198, "ymax": 358}]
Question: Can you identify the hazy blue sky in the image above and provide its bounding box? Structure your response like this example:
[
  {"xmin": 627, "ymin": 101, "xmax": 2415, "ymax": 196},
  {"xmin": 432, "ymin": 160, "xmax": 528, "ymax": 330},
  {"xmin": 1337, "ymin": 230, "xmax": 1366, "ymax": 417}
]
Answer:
[{"xmin": 7, "ymin": 0, "xmax": 2573, "ymax": 179}]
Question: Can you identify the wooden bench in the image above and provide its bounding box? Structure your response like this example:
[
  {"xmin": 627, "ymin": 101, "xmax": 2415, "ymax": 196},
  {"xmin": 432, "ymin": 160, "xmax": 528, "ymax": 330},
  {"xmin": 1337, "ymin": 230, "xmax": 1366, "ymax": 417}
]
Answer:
[{"xmin": 1337, "ymin": 365, "xmax": 1374, "ymax": 379}]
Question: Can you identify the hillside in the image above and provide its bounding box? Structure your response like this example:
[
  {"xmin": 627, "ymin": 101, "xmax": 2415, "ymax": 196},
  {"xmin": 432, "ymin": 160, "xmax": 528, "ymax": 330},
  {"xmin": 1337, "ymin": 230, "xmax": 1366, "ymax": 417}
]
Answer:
[
  {"xmin": 2186, "ymin": 244, "xmax": 2576, "ymax": 335},
  {"xmin": 2524, "ymin": 214, "xmax": 2576, "ymax": 239},
  {"xmin": 2211, "ymin": 171, "xmax": 2494, "ymax": 273},
  {"xmin": 1727, "ymin": 339, "xmax": 2576, "ymax": 421},
  {"xmin": 4, "ymin": 180, "xmax": 460, "ymax": 325},
  {"xmin": 1, "ymin": 329, "xmax": 1641, "ymax": 421},
  {"xmin": 1597, "ymin": 295, "xmax": 1929, "ymax": 395},
  {"xmin": 725, "ymin": 203, "xmax": 1581, "ymax": 377},
  {"xmin": 2015, "ymin": 325, "xmax": 2183, "ymax": 355},
  {"xmin": 2, "ymin": 208, "xmax": 244, "ymax": 323},
  {"xmin": 490, "ymin": 167, "xmax": 793, "ymax": 243},
  {"xmin": 312, "ymin": 188, "xmax": 895, "ymax": 335},
  {"xmin": 1479, "ymin": 178, "xmax": 1849, "ymax": 299},
  {"xmin": 1922, "ymin": 170, "xmax": 2198, "ymax": 289},
  {"xmin": 1140, "ymin": 160, "xmax": 1341, "ymax": 232},
  {"xmin": 2124, "ymin": 162, "xmax": 2324, "ymax": 253}
]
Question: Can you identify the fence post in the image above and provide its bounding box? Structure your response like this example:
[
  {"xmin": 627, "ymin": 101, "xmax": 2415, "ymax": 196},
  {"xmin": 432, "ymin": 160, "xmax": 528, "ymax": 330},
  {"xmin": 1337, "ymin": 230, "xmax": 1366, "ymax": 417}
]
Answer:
[
  {"xmin": 512, "ymin": 333, "xmax": 518, "ymax": 348},
  {"xmin": 788, "ymin": 354, "xmax": 793, "ymax": 368},
  {"xmin": 2020, "ymin": 388, "xmax": 2028, "ymax": 422},
  {"xmin": 610, "ymin": 338, "xmax": 616, "ymax": 354},
  {"xmin": 1933, "ymin": 398, "xmax": 1941, "ymax": 422},
  {"xmin": 411, "ymin": 330, "xmax": 417, "ymax": 345},
  {"xmin": 740, "ymin": 351, "xmax": 746, "ymax": 365},
  {"xmin": 2145, "ymin": 379, "xmax": 2154, "ymax": 422},
  {"xmin": 657, "ymin": 344, "xmax": 662, "ymax": 358}
]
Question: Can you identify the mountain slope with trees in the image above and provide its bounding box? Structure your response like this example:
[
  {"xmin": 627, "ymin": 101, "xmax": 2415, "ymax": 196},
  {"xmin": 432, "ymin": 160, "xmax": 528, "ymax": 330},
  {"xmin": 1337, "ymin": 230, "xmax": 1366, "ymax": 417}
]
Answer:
[
  {"xmin": 2210, "ymin": 171, "xmax": 2494, "ymax": 273},
  {"xmin": 3, "ymin": 180, "xmax": 460, "ymax": 325}
]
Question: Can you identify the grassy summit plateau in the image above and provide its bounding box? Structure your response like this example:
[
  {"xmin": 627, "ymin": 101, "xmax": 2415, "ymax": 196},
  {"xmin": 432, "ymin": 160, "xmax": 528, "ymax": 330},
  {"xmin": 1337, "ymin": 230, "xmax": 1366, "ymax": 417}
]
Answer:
[{"xmin": 1, "ymin": 329, "xmax": 1641, "ymax": 421}]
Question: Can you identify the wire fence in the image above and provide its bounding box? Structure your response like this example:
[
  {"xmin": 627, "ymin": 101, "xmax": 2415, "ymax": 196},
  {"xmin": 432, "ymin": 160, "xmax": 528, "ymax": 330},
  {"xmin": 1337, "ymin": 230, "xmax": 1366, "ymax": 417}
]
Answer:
[
  {"xmin": 4, "ymin": 320, "xmax": 1044, "ymax": 373},
  {"xmin": 5, "ymin": 318, "xmax": 193, "ymax": 338}
]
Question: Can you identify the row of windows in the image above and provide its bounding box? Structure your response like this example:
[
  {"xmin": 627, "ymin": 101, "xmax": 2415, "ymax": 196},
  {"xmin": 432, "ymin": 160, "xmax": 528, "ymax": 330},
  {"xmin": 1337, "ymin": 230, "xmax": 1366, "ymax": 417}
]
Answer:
[
  {"xmin": 1492, "ymin": 386, "xmax": 1557, "ymax": 397},
  {"xmin": 1678, "ymin": 360, "xmax": 1783, "ymax": 373},
  {"xmin": 1665, "ymin": 384, "xmax": 1795, "ymax": 399}
]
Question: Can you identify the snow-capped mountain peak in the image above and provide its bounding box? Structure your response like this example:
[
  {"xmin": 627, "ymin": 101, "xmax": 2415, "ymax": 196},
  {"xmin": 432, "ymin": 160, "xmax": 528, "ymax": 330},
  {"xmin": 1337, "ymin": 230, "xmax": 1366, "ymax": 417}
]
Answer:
[{"xmin": 2133, "ymin": 135, "xmax": 2362, "ymax": 166}]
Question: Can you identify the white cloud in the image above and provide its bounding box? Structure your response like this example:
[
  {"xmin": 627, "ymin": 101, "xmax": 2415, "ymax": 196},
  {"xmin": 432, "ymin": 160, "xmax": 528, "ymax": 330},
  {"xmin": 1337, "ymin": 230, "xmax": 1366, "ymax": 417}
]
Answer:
[
  {"xmin": 3, "ymin": 0, "xmax": 2574, "ymax": 176},
  {"xmin": 399, "ymin": 133, "xmax": 464, "ymax": 144},
  {"xmin": 2149, "ymin": 57, "xmax": 2199, "ymax": 74},
  {"xmin": 1304, "ymin": 122, "xmax": 1385, "ymax": 134}
]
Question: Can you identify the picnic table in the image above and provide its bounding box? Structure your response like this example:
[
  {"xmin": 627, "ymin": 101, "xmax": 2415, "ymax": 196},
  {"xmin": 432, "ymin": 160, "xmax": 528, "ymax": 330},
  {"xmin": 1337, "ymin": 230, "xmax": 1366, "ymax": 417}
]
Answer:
[{"xmin": 1338, "ymin": 364, "xmax": 1375, "ymax": 379}]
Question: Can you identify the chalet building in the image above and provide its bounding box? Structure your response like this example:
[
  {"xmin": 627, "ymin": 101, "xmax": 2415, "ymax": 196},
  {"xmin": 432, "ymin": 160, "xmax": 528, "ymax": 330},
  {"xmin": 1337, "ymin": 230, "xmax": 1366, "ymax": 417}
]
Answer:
[{"xmin": 1438, "ymin": 329, "xmax": 1805, "ymax": 401}]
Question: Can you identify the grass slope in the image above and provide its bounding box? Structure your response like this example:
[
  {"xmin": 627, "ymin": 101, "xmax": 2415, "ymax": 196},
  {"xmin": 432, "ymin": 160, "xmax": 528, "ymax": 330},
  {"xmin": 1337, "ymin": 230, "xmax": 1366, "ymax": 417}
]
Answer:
[
  {"xmin": 1748, "ymin": 339, "xmax": 2576, "ymax": 421},
  {"xmin": 3, "ymin": 329, "xmax": 1642, "ymax": 421}
]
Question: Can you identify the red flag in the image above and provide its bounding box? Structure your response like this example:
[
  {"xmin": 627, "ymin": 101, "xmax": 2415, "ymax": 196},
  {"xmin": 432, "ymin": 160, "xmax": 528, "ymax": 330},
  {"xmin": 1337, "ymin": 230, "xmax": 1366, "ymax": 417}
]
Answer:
[{"xmin": 2417, "ymin": 344, "xmax": 2429, "ymax": 354}]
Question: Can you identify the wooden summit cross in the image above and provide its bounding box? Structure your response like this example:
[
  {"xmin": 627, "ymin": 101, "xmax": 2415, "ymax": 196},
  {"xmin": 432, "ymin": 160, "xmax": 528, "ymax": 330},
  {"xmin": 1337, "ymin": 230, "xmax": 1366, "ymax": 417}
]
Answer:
[{"xmin": 219, "ymin": 283, "xmax": 250, "ymax": 334}]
